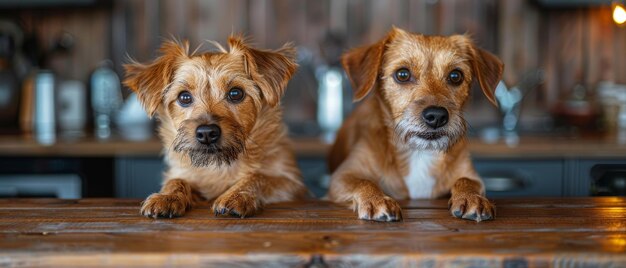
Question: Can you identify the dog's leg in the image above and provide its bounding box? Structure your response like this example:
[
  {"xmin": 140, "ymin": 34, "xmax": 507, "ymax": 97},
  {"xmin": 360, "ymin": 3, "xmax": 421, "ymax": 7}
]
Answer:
[
  {"xmin": 140, "ymin": 178, "xmax": 194, "ymax": 218},
  {"xmin": 329, "ymin": 174, "xmax": 403, "ymax": 222},
  {"xmin": 212, "ymin": 174, "xmax": 306, "ymax": 218},
  {"xmin": 448, "ymin": 177, "xmax": 495, "ymax": 222}
]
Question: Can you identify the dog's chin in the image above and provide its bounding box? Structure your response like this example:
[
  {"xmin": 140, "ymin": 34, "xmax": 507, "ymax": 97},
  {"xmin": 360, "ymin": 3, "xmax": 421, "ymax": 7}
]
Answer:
[
  {"xmin": 396, "ymin": 118, "xmax": 466, "ymax": 151},
  {"xmin": 172, "ymin": 137, "xmax": 244, "ymax": 168},
  {"xmin": 406, "ymin": 133, "xmax": 453, "ymax": 151},
  {"xmin": 182, "ymin": 145, "xmax": 243, "ymax": 167},
  {"xmin": 399, "ymin": 128, "xmax": 464, "ymax": 151}
]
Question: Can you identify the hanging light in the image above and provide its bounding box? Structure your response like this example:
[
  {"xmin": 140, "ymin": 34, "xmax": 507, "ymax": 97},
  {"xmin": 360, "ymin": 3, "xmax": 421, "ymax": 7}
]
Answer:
[{"xmin": 613, "ymin": 1, "xmax": 626, "ymax": 25}]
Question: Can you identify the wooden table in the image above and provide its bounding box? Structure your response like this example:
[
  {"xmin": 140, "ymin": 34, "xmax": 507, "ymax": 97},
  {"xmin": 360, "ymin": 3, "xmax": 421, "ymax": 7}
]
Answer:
[{"xmin": 0, "ymin": 198, "xmax": 625, "ymax": 267}]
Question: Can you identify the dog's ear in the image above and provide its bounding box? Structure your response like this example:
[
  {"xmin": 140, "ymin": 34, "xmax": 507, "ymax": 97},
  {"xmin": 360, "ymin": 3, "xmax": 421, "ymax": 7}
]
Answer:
[
  {"xmin": 469, "ymin": 44, "xmax": 504, "ymax": 106},
  {"xmin": 123, "ymin": 40, "xmax": 189, "ymax": 117},
  {"xmin": 228, "ymin": 36, "xmax": 297, "ymax": 107},
  {"xmin": 341, "ymin": 27, "xmax": 406, "ymax": 101},
  {"xmin": 341, "ymin": 37, "xmax": 387, "ymax": 101},
  {"xmin": 341, "ymin": 43, "xmax": 383, "ymax": 101}
]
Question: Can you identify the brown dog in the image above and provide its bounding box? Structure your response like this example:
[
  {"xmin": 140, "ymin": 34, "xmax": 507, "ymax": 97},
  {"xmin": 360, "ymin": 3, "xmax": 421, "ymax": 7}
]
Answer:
[
  {"xmin": 124, "ymin": 36, "xmax": 308, "ymax": 218},
  {"xmin": 327, "ymin": 27, "xmax": 503, "ymax": 222}
]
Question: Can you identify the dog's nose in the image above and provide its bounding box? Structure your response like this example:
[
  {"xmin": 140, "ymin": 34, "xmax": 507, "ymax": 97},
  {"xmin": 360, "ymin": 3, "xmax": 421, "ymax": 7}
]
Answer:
[
  {"xmin": 196, "ymin": 124, "xmax": 221, "ymax": 145},
  {"xmin": 422, "ymin": 106, "xmax": 449, "ymax": 129}
]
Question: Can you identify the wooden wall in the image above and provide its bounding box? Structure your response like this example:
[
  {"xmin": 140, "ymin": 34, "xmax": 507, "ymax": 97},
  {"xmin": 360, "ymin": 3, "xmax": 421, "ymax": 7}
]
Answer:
[
  {"xmin": 13, "ymin": 8, "xmax": 110, "ymax": 82},
  {"xmin": 9, "ymin": 0, "xmax": 626, "ymax": 128},
  {"xmin": 543, "ymin": 7, "xmax": 626, "ymax": 102},
  {"xmin": 115, "ymin": 0, "xmax": 501, "ymax": 126},
  {"xmin": 117, "ymin": 0, "xmax": 497, "ymax": 62}
]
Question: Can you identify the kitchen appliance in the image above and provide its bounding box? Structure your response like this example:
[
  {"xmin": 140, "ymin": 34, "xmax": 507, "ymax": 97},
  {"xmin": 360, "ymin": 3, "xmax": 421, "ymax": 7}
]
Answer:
[
  {"xmin": 0, "ymin": 174, "xmax": 81, "ymax": 198},
  {"xmin": 17, "ymin": 26, "xmax": 76, "ymax": 137},
  {"xmin": 591, "ymin": 164, "xmax": 626, "ymax": 196}
]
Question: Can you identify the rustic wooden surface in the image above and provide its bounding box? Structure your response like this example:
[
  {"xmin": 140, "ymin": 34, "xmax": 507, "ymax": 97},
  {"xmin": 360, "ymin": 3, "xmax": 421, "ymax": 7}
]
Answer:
[
  {"xmin": 1, "ymin": 135, "xmax": 626, "ymax": 158},
  {"xmin": 0, "ymin": 198, "xmax": 624, "ymax": 267}
]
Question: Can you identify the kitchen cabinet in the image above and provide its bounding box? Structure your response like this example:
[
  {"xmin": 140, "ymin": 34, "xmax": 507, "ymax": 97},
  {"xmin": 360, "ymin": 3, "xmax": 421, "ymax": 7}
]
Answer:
[
  {"xmin": 114, "ymin": 157, "xmax": 331, "ymax": 198},
  {"xmin": 113, "ymin": 156, "xmax": 626, "ymax": 198},
  {"xmin": 115, "ymin": 157, "xmax": 163, "ymax": 199},
  {"xmin": 1, "ymin": 136, "xmax": 624, "ymax": 198},
  {"xmin": 475, "ymin": 159, "xmax": 564, "ymax": 197},
  {"xmin": 574, "ymin": 159, "xmax": 626, "ymax": 196}
]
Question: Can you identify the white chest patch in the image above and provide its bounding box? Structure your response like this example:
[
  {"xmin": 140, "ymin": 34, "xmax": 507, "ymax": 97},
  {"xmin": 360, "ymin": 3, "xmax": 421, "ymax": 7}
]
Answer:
[{"xmin": 403, "ymin": 151, "xmax": 440, "ymax": 199}]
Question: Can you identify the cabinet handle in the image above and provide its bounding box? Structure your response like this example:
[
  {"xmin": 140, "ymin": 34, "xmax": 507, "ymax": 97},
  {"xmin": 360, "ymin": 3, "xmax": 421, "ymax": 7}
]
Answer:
[{"xmin": 483, "ymin": 177, "xmax": 526, "ymax": 192}]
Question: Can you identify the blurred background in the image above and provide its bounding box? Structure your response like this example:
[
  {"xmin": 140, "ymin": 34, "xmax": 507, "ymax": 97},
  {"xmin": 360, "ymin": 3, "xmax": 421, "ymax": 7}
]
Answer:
[{"xmin": 0, "ymin": 0, "xmax": 625, "ymax": 199}]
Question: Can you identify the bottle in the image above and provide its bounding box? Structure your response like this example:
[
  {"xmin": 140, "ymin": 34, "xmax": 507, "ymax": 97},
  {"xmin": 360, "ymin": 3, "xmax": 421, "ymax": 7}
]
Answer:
[
  {"xmin": 90, "ymin": 61, "xmax": 122, "ymax": 139},
  {"xmin": 33, "ymin": 70, "xmax": 56, "ymax": 145},
  {"xmin": 317, "ymin": 66, "xmax": 344, "ymax": 143}
]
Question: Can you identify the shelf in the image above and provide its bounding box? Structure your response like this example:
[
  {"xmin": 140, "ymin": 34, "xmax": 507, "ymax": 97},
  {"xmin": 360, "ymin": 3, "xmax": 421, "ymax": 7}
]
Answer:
[{"xmin": 0, "ymin": 135, "xmax": 625, "ymax": 159}]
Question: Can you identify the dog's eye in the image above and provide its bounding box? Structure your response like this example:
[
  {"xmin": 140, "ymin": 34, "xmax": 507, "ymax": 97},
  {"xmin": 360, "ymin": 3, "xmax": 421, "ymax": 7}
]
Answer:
[
  {"xmin": 227, "ymin": 88, "xmax": 245, "ymax": 103},
  {"xmin": 394, "ymin": 68, "xmax": 411, "ymax": 83},
  {"xmin": 177, "ymin": 91, "xmax": 193, "ymax": 107},
  {"xmin": 447, "ymin": 69, "xmax": 464, "ymax": 85}
]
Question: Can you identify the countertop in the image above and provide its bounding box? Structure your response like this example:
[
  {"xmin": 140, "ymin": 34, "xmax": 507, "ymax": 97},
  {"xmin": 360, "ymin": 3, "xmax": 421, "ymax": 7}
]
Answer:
[
  {"xmin": 0, "ymin": 136, "xmax": 327, "ymax": 158},
  {"xmin": 0, "ymin": 198, "xmax": 624, "ymax": 267},
  {"xmin": 0, "ymin": 135, "xmax": 625, "ymax": 158}
]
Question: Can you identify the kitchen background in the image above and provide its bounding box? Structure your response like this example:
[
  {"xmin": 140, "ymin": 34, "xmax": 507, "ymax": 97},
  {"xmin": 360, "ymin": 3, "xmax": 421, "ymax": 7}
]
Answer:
[{"xmin": 0, "ymin": 0, "xmax": 625, "ymax": 199}]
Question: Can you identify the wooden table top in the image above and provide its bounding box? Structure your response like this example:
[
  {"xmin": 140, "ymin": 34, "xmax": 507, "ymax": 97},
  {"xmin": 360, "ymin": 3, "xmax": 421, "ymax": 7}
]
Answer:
[
  {"xmin": 0, "ymin": 198, "xmax": 625, "ymax": 267},
  {"xmin": 1, "ymin": 135, "xmax": 626, "ymax": 158}
]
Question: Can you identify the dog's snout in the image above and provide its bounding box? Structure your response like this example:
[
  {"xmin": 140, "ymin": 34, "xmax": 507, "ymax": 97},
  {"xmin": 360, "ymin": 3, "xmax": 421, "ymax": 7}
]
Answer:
[
  {"xmin": 196, "ymin": 124, "xmax": 221, "ymax": 145},
  {"xmin": 422, "ymin": 106, "xmax": 449, "ymax": 129}
]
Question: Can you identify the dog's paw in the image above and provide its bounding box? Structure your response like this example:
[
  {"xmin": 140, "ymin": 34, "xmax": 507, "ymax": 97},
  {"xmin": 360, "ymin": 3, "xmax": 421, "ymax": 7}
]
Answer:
[
  {"xmin": 355, "ymin": 195, "xmax": 403, "ymax": 222},
  {"xmin": 212, "ymin": 191, "xmax": 258, "ymax": 218},
  {"xmin": 140, "ymin": 193, "xmax": 189, "ymax": 219},
  {"xmin": 448, "ymin": 194, "xmax": 495, "ymax": 222}
]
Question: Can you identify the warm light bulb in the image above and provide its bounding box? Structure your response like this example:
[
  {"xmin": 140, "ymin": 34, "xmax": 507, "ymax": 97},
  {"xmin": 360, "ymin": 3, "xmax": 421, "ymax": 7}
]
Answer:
[{"xmin": 614, "ymin": 4, "xmax": 626, "ymax": 25}]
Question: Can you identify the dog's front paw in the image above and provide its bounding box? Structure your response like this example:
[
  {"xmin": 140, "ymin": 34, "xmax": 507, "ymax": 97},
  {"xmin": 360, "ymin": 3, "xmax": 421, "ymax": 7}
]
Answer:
[
  {"xmin": 212, "ymin": 191, "xmax": 258, "ymax": 218},
  {"xmin": 355, "ymin": 195, "xmax": 403, "ymax": 222},
  {"xmin": 140, "ymin": 193, "xmax": 189, "ymax": 219},
  {"xmin": 448, "ymin": 194, "xmax": 495, "ymax": 222}
]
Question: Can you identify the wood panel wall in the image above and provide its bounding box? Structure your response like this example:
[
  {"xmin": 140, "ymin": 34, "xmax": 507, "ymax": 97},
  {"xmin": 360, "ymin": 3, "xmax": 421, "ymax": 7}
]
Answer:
[
  {"xmin": 116, "ymin": 0, "xmax": 498, "ymax": 61},
  {"xmin": 13, "ymin": 8, "xmax": 110, "ymax": 82},
  {"xmin": 8, "ymin": 0, "xmax": 626, "ymax": 128}
]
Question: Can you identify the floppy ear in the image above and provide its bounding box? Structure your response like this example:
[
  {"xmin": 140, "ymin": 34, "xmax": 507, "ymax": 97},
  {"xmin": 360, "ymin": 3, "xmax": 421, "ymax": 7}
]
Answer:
[
  {"xmin": 123, "ymin": 40, "xmax": 189, "ymax": 117},
  {"xmin": 341, "ymin": 27, "xmax": 407, "ymax": 102},
  {"xmin": 228, "ymin": 36, "xmax": 297, "ymax": 107},
  {"xmin": 470, "ymin": 45, "xmax": 504, "ymax": 106},
  {"xmin": 341, "ymin": 36, "xmax": 388, "ymax": 102}
]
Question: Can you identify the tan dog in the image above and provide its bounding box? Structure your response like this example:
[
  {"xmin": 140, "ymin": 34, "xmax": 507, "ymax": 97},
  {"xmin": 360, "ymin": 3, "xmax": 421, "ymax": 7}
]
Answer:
[
  {"xmin": 327, "ymin": 27, "xmax": 503, "ymax": 222},
  {"xmin": 124, "ymin": 36, "xmax": 308, "ymax": 218}
]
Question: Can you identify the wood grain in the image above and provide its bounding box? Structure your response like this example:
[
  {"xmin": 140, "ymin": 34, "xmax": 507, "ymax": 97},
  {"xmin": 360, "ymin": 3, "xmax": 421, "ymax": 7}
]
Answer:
[
  {"xmin": 12, "ymin": 1, "xmax": 626, "ymax": 133},
  {"xmin": 0, "ymin": 198, "xmax": 624, "ymax": 267},
  {"xmin": 1, "ymin": 135, "xmax": 625, "ymax": 158}
]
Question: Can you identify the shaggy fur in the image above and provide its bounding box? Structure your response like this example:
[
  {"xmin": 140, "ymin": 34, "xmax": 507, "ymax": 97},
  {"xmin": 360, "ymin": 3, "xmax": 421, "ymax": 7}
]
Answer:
[
  {"xmin": 124, "ymin": 36, "xmax": 308, "ymax": 218},
  {"xmin": 327, "ymin": 27, "xmax": 503, "ymax": 222}
]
